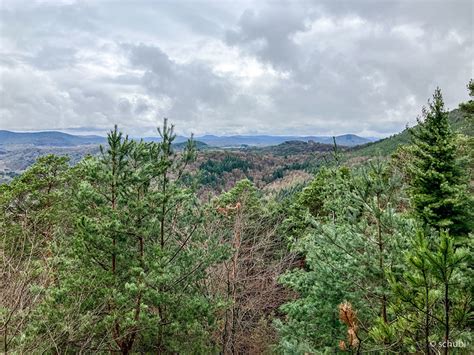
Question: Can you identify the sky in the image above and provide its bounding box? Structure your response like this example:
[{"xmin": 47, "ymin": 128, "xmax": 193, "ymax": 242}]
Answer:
[{"xmin": 0, "ymin": 0, "xmax": 472, "ymax": 137}]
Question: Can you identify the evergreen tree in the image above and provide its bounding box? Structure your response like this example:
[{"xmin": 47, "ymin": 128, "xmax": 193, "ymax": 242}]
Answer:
[
  {"xmin": 387, "ymin": 229, "xmax": 438, "ymax": 353},
  {"xmin": 408, "ymin": 88, "xmax": 472, "ymax": 236},
  {"xmin": 388, "ymin": 229, "xmax": 471, "ymax": 354},
  {"xmin": 276, "ymin": 161, "xmax": 409, "ymax": 353},
  {"xmin": 459, "ymin": 79, "xmax": 474, "ymax": 115},
  {"xmin": 22, "ymin": 122, "xmax": 228, "ymax": 353},
  {"xmin": 426, "ymin": 231, "xmax": 469, "ymax": 354},
  {"xmin": 387, "ymin": 87, "xmax": 473, "ymax": 354}
]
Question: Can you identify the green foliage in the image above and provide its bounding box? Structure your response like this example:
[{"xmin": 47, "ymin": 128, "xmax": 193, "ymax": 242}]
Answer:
[
  {"xmin": 1, "ymin": 85, "xmax": 473, "ymax": 354},
  {"xmin": 216, "ymin": 178, "xmax": 260, "ymax": 207},
  {"xmin": 18, "ymin": 122, "xmax": 228, "ymax": 353},
  {"xmin": 276, "ymin": 160, "xmax": 411, "ymax": 353},
  {"xmin": 408, "ymin": 88, "xmax": 472, "ymax": 236},
  {"xmin": 262, "ymin": 160, "xmax": 313, "ymax": 184},
  {"xmin": 0, "ymin": 154, "xmax": 70, "ymax": 248},
  {"xmin": 350, "ymin": 107, "xmax": 473, "ymax": 158},
  {"xmin": 0, "ymin": 155, "xmax": 71, "ymax": 352},
  {"xmin": 199, "ymin": 155, "xmax": 253, "ymax": 188},
  {"xmin": 459, "ymin": 79, "xmax": 474, "ymax": 118},
  {"xmin": 386, "ymin": 229, "xmax": 472, "ymax": 353},
  {"xmin": 378, "ymin": 88, "xmax": 473, "ymax": 354}
]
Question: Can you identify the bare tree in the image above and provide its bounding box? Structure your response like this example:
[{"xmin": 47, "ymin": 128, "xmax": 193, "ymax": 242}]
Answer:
[{"xmin": 205, "ymin": 181, "xmax": 297, "ymax": 354}]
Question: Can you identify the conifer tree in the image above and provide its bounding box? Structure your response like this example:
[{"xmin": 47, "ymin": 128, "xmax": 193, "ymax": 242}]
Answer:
[
  {"xmin": 459, "ymin": 79, "xmax": 474, "ymax": 115},
  {"xmin": 387, "ymin": 87, "xmax": 473, "ymax": 354},
  {"xmin": 387, "ymin": 230, "xmax": 438, "ymax": 353},
  {"xmin": 276, "ymin": 161, "xmax": 408, "ymax": 353},
  {"xmin": 388, "ymin": 228, "xmax": 471, "ymax": 354},
  {"xmin": 408, "ymin": 88, "xmax": 471, "ymax": 236},
  {"xmin": 426, "ymin": 231, "xmax": 469, "ymax": 354},
  {"xmin": 23, "ymin": 121, "xmax": 227, "ymax": 353}
]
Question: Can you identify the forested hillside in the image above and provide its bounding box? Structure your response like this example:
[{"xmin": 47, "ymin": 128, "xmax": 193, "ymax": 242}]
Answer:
[
  {"xmin": 1, "ymin": 86, "xmax": 473, "ymax": 354},
  {"xmin": 350, "ymin": 107, "xmax": 473, "ymax": 158},
  {"xmin": 0, "ymin": 137, "xmax": 337, "ymax": 189}
]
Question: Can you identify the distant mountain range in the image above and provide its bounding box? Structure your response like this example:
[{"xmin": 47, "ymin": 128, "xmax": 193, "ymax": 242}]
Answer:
[
  {"xmin": 0, "ymin": 130, "xmax": 376, "ymax": 148},
  {"xmin": 184, "ymin": 134, "xmax": 374, "ymax": 147},
  {"xmin": 0, "ymin": 130, "xmax": 106, "ymax": 146}
]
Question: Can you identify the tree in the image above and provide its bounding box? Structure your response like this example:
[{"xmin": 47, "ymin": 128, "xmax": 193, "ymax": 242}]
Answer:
[
  {"xmin": 426, "ymin": 231, "xmax": 469, "ymax": 354},
  {"xmin": 387, "ymin": 229, "xmax": 471, "ymax": 354},
  {"xmin": 408, "ymin": 87, "xmax": 472, "ymax": 236},
  {"xmin": 0, "ymin": 155, "xmax": 71, "ymax": 353},
  {"xmin": 458, "ymin": 79, "xmax": 474, "ymax": 115},
  {"xmin": 275, "ymin": 166, "xmax": 352, "ymax": 353},
  {"xmin": 21, "ymin": 121, "xmax": 228, "ymax": 353},
  {"xmin": 276, "ymin": 161, "xmax": 409, "ymax": 353},
  {"xmin": 386, "ymin": 87, "xmax": 473, "ymax": 354},
  {"xmin": 208, "ymin": 179, "xmax": 295, "ymax": 354},
  {"xmin": 386, "ymin": 229, "xmax": 438, "ymax": 354}
]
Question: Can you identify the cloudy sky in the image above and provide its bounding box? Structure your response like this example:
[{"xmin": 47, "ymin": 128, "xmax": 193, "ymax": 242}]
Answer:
[{"xmin": 0, "ymin": 0, "xmax": 472, "ymax": 137}]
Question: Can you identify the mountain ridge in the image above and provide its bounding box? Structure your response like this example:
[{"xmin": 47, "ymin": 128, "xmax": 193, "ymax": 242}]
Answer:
[
  {"xmin": 0, "ymin": 130, "xmax": 375, "ymax": 148},
  {"xmin": 0, "ymin": 130, "xmax": 106, "ymax": 146}
]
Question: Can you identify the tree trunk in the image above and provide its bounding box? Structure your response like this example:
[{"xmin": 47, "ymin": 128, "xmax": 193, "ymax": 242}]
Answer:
[
  {"xmin": 424, "ymin": 271, "xmax": 430, "ymax": 355},
  {"xmin": 444, "ymin": 281, "xmax": 449, "ymax": 355},
  {"xmin": 376, "ymin": 195, "xmax": 387, "ymax": 324}
]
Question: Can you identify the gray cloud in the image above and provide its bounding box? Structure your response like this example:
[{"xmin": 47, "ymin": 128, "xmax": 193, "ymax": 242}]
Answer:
[
  {"xmin": 225, "ymin": 5, "xmax": 310, "ymax": 69},
  {"xmin": 0, "ymin": 0, "xmax": 472, "ymax": 137},
  {"xmin": 30, "ymin": 46, "xmax": 78, "ymax": 70}
]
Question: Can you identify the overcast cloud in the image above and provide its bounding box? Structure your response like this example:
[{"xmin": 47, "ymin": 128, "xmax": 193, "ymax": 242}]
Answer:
[{"xmin": 0, "ymin": 0, "xmax": 472, "ymax": 137}]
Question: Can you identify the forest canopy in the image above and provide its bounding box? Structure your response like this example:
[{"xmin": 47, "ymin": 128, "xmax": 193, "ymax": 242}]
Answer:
[{"xmin": 1, "ymin": 86, "xmax": 473, "ymax": 354}]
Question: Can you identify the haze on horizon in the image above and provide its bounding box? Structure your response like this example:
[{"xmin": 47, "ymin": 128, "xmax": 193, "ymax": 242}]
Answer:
[{"xmin": 0, "ymin": 0, "xmax": 472, "ymax": 138}]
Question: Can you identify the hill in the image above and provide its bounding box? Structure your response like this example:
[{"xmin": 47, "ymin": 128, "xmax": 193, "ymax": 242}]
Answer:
[
  {"xmin": 0, "ymin": 130, "xmax": 106, "ymax": 146},
  {"xmin": 1, "ymin": 130, "xmax": 373, "ymax": 148},
  {"xmin": 249, "ymin": 140, "xmax": 339, "ymax": 156},
  {"xmin": 173, "ymin": 140, "xmax": 209, "ymax": 150},
  {"xmin": 194, "ymin": 145, "xmax": 330, "ymax": 195},
  {"xmin": 195, "ymin": 134, "xmax": 372, "ymax": 147},
  {"xmin": 350, "ymin": 108, "xmax": 473, "ymax": 158}
]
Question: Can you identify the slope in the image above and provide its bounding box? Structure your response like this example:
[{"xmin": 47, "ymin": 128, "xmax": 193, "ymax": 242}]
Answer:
[{"xmin": 350, "ymin": 108, "xmax": 473, "ymax": 158}]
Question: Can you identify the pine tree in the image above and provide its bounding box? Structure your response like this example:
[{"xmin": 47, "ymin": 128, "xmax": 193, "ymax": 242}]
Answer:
[
  {"xmin": 23, "ymin": 121, "xmax": 228, "ymax": 353},
  {"xmin": 387, "ymin": 88, "xmax": 473, "ymax": 354},
  {"xmin": 275, "ymin": 166, "xmax": 352, "ymax": 353},
  {"xmin": 388, "ymin": 228, "xmax": 471, "ymax": 354},
  {"xmin": 408, "ymin": 88, "xmax": 472, "ymax": 236},
  {"xmin": 276, "ymin": 161, "xmax": 409, "ymax": 353},
  {"xmin": 459, "ymin": 79, "xmax": 474, "ymax": 115},
  {"xmin": 387, "ymin": 229, "xmax": 438, "ymax": 353},
  {"xmin": 426, "ymin": 231, "xmax": 469, "ymax": 354}
]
